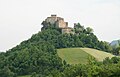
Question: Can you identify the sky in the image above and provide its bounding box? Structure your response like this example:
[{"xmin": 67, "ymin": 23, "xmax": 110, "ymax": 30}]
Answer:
[{"xmin": 0, "ymin": 0, "xmax": 120, "ymax": 52}]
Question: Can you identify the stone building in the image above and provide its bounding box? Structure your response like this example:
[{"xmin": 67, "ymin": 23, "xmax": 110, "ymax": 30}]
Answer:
[{"xmin": 44, "ymin": 14, "xmax": 73, "ymax": 34}]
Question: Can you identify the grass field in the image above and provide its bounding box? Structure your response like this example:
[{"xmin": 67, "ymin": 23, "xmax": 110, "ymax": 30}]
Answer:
[
  {"xmin": 57, "ymin": 48, "xmax": 115, "ymax": 64},
  {"xmin": 57, "ymin": 48, "xmax": 92, "ymax": 64},
  {"xmin": 80, "ymin": 48, "xmax": 115, "ymax": 61}
]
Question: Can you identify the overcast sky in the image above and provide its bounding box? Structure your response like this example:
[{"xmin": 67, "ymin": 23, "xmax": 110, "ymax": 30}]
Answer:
[{"xmin": 0, "ymin": 0, "xmax": 120, "ymax": 51}]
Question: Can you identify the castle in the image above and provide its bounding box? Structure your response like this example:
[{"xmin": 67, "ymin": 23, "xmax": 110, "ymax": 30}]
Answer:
[{"xmin": 43, "ymin": 15, "xmax": 73, "ymax": 34}]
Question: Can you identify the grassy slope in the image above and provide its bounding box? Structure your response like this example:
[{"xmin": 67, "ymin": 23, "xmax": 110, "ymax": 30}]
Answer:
[
  {"xmin": 57, "ymin": 48, "xmax": 92, "ymax": 64},
  {"xmin": 80, "ymin": 48, "xmax": 115, "ymax": 61},
  {"xmin": 57, "ymin": 48, "xmax": 115, "ymax": 64}
]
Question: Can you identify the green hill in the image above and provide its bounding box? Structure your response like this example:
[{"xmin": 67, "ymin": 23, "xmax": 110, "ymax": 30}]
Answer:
[
  {"xmin": 57, "ymin": 48, "xmax": 115, "ymax": 64},
  {"xmin": 0, "ymin": 15, "xmax": 119, "ymax": 77}
]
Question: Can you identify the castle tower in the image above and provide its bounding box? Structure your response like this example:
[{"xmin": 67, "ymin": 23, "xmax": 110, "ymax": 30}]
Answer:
[
  {"xmin": 43, "ymin": 14, "xmax": 73, "ymax": 34},
  {"xmin": 45, "ymin": 14, "xmax": 57, "ymax": 24}
]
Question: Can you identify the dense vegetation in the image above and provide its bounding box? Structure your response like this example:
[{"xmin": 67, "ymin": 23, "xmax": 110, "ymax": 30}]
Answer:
[
  {"xmin": 0, "ymin": 21, "xmax": 120, "ymax": 77},
  {"xmin": 40, "ymin": 22, "xmax": 114, "ymax": 53},
  {"xmin": 58, "ymin": 57, "xmax": 120, "ymax": 77},
  {"xmin": 0, "ymin": 42, "xmax": 63, "ymax": 77}
]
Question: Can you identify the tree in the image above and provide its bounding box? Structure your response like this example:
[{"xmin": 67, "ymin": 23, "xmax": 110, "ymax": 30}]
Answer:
[
  {"xmin": 0, "ymin": 67, "xmax": 16, "ymax": 77},
  {"xmin": 31, "ymin": 72, "xmax": 38, "ymax": 77},
  {"xmin": 86, "ymin": 27, "xmax": 93, "ymax": 34},
  {"xmin": 115, "ymin": 46, "xmax": 120, "ymax": 55},
  {"xmin": 118, "ymin": 40, "xmax": 120, "ymax": 46},
  {"xmin": 74, "ymin": 23, "xmax": 85, "ymax": 34},
  {"xmin": 111, "ymin": 57, "xmax": 120, "ymax": 64}
]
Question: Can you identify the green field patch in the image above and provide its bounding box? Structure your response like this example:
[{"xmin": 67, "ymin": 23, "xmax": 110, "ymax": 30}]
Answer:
[
  {"xmin": 57, "ymin": 48, "xmax": 115, "ymax": 64},
  {"xmin": 80, "ymin": 48, "xmax": 115, "ymax": 61},
  {"xmin": 57, "ymin": 48, "xmax": 92, "ymax": 64}
]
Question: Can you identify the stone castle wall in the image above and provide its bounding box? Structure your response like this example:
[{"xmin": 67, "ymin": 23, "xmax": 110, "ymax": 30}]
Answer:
[
  {"xmin": 56, "ymin": 20, "xmax": 68, "ymax": 28},
  {"xmin": 44, "ymin": 14, "xmax": 73, "ymax": 34}
]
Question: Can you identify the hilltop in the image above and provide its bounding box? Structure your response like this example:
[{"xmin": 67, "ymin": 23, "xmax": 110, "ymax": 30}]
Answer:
[{"xmin": 110, "ymin": 39, "xmax": 120, "ymax": 47}]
